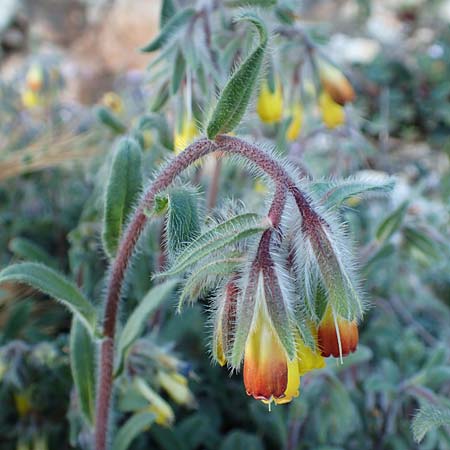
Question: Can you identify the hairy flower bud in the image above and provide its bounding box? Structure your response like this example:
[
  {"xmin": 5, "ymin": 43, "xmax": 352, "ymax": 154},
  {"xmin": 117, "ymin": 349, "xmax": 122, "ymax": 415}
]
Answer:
[
  {"xmin": 213, "ymin": 278, "xmax": 239, "ymax": 366},
  {"xmin": 102, "ymin": 91, "xmax": 124, "ymax": 114},
  {"xmin": 26, "ymin": 65, "xmax": 44, "ymax": 92}
]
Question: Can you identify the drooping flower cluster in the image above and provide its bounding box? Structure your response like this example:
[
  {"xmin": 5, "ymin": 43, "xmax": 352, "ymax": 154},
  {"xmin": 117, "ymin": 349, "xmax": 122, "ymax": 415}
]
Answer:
[{"xmin": 211, "ymin": 184, "xmax": 363, "ymax": 406}]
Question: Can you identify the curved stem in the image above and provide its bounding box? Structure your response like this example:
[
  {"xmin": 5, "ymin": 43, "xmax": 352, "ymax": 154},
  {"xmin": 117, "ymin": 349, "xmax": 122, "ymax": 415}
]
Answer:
[{"xmin": 94, "ymin": 135, "xmax": 319, "ymax": 450}]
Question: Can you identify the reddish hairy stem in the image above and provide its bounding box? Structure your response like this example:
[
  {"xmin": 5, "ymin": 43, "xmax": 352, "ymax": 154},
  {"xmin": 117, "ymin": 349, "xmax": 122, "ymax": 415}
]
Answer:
[{"xmin": 95, "ymin": 136, "xmax": 319, "ymax": 450}]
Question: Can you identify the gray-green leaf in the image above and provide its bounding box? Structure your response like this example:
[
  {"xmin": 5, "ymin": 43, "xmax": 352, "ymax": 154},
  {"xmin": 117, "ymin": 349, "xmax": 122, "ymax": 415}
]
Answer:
[
  {"xmin": 141, "ymin": 8, "xmax": 196, "ymax": 53},
  {"xmin": 157, "ymin": 213, "xmax": 269, "ymax": 278},
  {"xmin": 0, "ymin": 263, "xmax": 97, "ymax": 335},
  {"xmin": 70, "ymin": 318, "xmax": 96, "ymax": 424},
  {"xmin": 112, "ymin": 412, "xmax": 156, "ymax": 450},
  {"xmin": 206, "ymin": 13, "xmax": 267, "ymax": 139},
  {"xmin": 115, "ymin": 279, "xmax": 179, "ymax": 375},
  {"xmin": 412, "ymin": 404, "xmax": 450, "ymax": 443},
  {"xmin": 102, "ymin": 137, "xmax": 142, "ymax": 258}
]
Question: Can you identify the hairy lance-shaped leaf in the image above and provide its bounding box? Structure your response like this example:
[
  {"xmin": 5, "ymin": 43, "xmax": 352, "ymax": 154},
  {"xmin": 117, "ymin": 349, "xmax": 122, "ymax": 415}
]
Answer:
[
  {"xmin": 8, "ymin": 237, "xmax": 55, "ymax": 268},
  {"xmin": 96, "ymin": 106, "xmax": 127, "ymax": 134},
  {"xmin": 0, "ymin": 263, "xmax": 97, "ymax": 334},
  {"xmin": 102, "ymin": 138, "xmax": 142, "ymax": 258},
  {"xmin": 157, "ymin": 213, "xmax": 269, "ymax": 278},
  {"xmin": 70, "ymin": 318, "xmax": 96, "ymax": 424},
  {"xmin": 160, "ymin": 0, "xmax": 176, "ymax": 27},
  {"xmin": 310, "ymin": 174, "xmax": 395, "ymax": 209},
  {"xmin": 206, "ymin": 13, "xmax": 268, "ymax": 139},
  {"xmin": 115, "ymin": 279, "xmax": 179, "ymax": 375},
  {"xmin": 172, "ymin": 48, "xmax": 186, "ymax": 95},
  {"xmin": 412, "ymin": 403, "xmax": 450, "ymax": 443},
  {"xmin": 178, "ymin": 257, "xmax": 242, "ymax": 311},
  {"xmin": 112, "ymin": 412, "xmax": 156, "ymax": 450},
  {"xmin": 166, "ymin": 187, "xmax": 201, "ymax": 261},
  {"xmin": 141, "ymin": 8, "xmax": 196, "ymax": 53},
  {"xmin": 376, "ymin": 201, "xmax": 409, "ymax": 242}
]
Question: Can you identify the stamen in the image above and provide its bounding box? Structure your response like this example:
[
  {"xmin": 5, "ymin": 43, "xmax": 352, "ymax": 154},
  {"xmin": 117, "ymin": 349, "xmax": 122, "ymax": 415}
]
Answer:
[{"xmin": 332, "ymin": 310, "xmax": 344, "ymax": 364}]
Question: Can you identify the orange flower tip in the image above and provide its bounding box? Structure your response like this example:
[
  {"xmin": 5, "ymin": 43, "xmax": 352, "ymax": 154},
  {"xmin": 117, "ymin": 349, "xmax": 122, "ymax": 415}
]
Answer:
[{"xmin": 318, "ymin": 319, "xmax": 359, "ymax": 358}]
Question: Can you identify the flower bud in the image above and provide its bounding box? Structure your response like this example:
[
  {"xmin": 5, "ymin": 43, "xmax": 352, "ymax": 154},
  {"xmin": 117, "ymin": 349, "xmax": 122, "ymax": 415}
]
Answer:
[
  {"xmin": 319, "ymin": 91, "xmax": 345, "ymax": 129},
  {"xmin": 157, "ymin": 371, "xmax": 196, "ymax": 407},
  {"xmin": 256, "ymin": 78, "xmax": 283, "ymax": 124},
  {"xmin": 21, "ymin": 89, "xmax": 43, "ymax": 109},
  {"xmin": 318, "ymin": 305, "xmax": 359, "ymax": 358},
  {"xmin": 213, "ymin": 278, "xmax": 239, "ymax": 366},
  {"xmin": 134, "ymin": 377, "xmax": 175, "ymax": 426},
  {"xmin": 318, "ymin": 60, "xmax": 355, "ymax": 105},
  {"xmin": 26, "ymin": 65, "xmax": 44, "ymax": 92},
  {"xmin": 286, "ymin": 102, "xmax": 303, "ymax": 141},
  {"xmin": 102, "ymin": 91, "xmax": 124, "ymax": 114}
]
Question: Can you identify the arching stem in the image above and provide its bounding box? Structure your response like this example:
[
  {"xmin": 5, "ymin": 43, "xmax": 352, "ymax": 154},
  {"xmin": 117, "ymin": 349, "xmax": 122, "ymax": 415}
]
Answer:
[{"xmin": 94, "ymin": 135, "xmax": 319, "ymax": 450}]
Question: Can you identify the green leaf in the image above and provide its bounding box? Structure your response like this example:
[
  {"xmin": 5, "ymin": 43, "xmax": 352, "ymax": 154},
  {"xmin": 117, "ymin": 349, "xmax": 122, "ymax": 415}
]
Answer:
[
  {"xmin": 206, "ymin": 13, "xmax": 267, "ymax": 139},
  {"xmin": 404, "ymin": 226, "xmax": 440, "ymax": 260},
  {"xmin": 310, "ymin": 175, "xmax": 395, "ymax": 209},
  {"xmin": 102, "ymin": 138, "xmax": 142, "ymax": 258},
  {"xmin": 0, "ymin": 263, "xmax": 97, "ymax": 334},
  {"xmin": 151, "ymin": 82, "xmax": 170, "ymax": 112},
  {"xmin": 136, "ymin": 113, "xmax": 173, "ymax": 150},
  {"xmin": 157, "ymin": 213, "xmax": 269, "ymax": 278},
  {"xmin": 376, "ymin": 201, "xmax": 409, "ymax": 242},
  {"xmin": 160, "ymin": 0, "xmax": 176, "ymax": 26},
  {"xmin": 141, "ymin": 8, "xmax": 196, "ymax": 53},
  {"xmin": 96, "ymin": 106, "xmax": 127, "ymax": 134},
  {"xmin": 166, "ymin": 187, "xmax": 201, "ymax": 261},
  {"xmin": 70, "ymin": 318, "xmax": 96, "ymax": 425},
  {"xmin": 8, "ymin": 237, "xmax": 55, "ymax": 267},
  {"xmin": 225, "ymin": 0, "xmax": 276, "ymax": 7},
  {"xmin": 412, "ymin": 404, "xmax": 450, "ymax": 443},
  {"xmin": 177, "ymin": 257, "xmax": 242, "ymax": 311},
  {"xmin": 220, "ymin": 431, "xmax": 264, "ymax": 450},
  {"xmin": 171, "ymin": 48, "xmax": 186, "ymax": 95},
  {"xmin": 112, "ymin": 411, "xmax": 155, "ymax": 450},
  {"xmin": 115, "ymin": 279, "xmax": 179, "ymax": 375}
]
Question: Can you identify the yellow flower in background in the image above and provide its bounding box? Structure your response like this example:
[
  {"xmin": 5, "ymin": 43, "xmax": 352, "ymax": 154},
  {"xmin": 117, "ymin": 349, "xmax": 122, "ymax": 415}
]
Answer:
[
  {"xmin": 257, "ymin": 78, "xmax": 283, "ymax": 124},
  {"xmin": 157, "ymin": 371, "xmax": 196, "ymax": 406},
  {"xmin": 174, "ymin": 117, "xmax": 198, "ymax": 154},
  {"xmin": 14, "ymin": 392, "xmax": 32, "ymax": 417},
  {"xmin": 286, "ymin": 102, "xmax": 304, "ymax": 141},
  {"xmin": 319, "ymin": 91, "xmax": 345, "ymax": 129},
  {"xmin": 26, "ymin": 65, "xmax": 44, "ymax": 92},
  {"xmin": 21, "ymin": 89, "xmax": 43, "ymax": 109},
  {"xmin": 102, "ymin": 92, "xmax": 124, "ymax": 114},
  {"xmin": 253, "ymin": 179, "xmax": 268, "ymax": 194},
  {"xmin": 318, "ymin": 60, "xmax": 355, "ymax": 105},
  {"xmin": 134, "ymin": 378, "xmax": 175, "ymax": 426}
]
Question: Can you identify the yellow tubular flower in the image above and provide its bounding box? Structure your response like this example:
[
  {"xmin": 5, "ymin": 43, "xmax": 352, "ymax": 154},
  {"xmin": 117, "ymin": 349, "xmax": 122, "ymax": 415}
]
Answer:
[
  {"xmin": 26, "ymin": 65, "xmax": 44, "ymax": 92},
  {"xmin": 319, "ymin": 91, "xmax": 345, "ymax": 129},
  {"xmin": 134, "ymin": 378, "xmax": 174, "ymax": 426},
  {"xmin": 295, "ymin": 334, "xmax": 326, "ymax": 375},
  {"xmin": 14, "ymin": 392, "xmax": 32, "ymax": 417},
  {"xmin": 318, "ymin": 60, "xmax": 355, "ymax": 105},
  {"xmin": 157, "ymin": 371, "xmax": 195, "ymax": 406},
  {"xmin": 174, "ymin": 117, "xmax": 198, "ymax": 154},
  {"xmin": 21, "ymin": 89, "xmax": 42, "ymax": 109},
  {"xmin": 102, "ymin": 92, "xmax": 124, "ymax": 114},
  {"xmin": 257, "ymin": 78, "xmax": 283, "ymax": 124},
  {"xmin": 286, "ymin": 102, "xmax": 304, "ymax": 141},
  {"xmin": 243, "ymin": 285, "xmax": 300, "ymax": 405}
]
